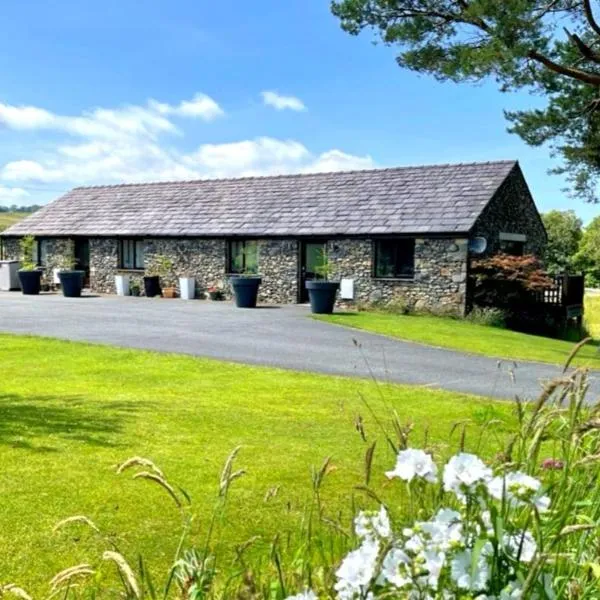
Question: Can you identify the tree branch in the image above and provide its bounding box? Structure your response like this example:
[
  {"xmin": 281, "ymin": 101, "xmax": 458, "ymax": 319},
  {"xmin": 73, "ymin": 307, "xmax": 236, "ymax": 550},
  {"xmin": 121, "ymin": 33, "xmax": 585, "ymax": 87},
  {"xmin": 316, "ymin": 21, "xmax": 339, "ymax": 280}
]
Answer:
[
  {"xmin": 583, "ymin": 0, "xmax": 600, "ymax": 38},
  {"xmin": 528, "ymin": 49, "xmax": 600, "ymax": 85},
  {"xmin": 564, "ymin": 27, "xmax": 600, "ymax": 64}
]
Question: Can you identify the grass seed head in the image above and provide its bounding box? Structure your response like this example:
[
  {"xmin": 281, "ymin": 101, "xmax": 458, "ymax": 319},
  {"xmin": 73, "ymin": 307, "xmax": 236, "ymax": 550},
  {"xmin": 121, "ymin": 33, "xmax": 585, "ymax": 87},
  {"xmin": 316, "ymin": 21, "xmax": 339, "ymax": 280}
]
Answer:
[
  {"xmin": 102, "ymin": 551, "xmax": 140, "ymax": 599},
  {"xmin": 0, "ymin": 586, "xmax": 32, "ymax": 600},
  {"xmin": 116, "ymin": 456, "xmax": 165, "ymax": 478}
]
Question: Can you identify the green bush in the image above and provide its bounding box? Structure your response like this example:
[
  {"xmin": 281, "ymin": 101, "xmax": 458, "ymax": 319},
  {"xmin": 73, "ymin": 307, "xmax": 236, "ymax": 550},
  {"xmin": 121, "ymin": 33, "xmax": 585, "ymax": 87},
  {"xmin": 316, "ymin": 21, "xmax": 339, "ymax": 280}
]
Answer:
[{"xmin": 465, "ymin": 306, "xmax": 506, "ymax": 328}]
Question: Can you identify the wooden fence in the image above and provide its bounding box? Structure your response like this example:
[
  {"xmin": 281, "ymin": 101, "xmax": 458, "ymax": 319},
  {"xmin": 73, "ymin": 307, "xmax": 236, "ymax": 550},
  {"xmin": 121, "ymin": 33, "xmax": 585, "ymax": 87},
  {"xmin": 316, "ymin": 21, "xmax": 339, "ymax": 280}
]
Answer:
[{"xmin": 532, "ymin": 274, "xmax": 585, "ymax": 321}]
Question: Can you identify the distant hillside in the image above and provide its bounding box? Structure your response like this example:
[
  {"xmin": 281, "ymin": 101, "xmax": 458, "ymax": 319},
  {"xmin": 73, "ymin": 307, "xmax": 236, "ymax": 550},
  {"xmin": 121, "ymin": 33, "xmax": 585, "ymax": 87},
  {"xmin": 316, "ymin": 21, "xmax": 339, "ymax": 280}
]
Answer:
[{"xmin": 0, "ymin": 212, "xmax": 29, "ymax": 232}]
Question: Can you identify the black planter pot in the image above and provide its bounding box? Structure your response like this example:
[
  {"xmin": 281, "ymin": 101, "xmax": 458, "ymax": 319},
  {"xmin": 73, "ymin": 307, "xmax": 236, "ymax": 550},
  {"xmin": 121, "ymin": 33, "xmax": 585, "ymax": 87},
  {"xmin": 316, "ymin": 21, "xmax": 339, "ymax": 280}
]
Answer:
[
  {"xmin": 144, "ymin": 275, "xmax": 161, "ymax": 298},
  {"xmin": 306, "ymin": 280, "xmax": 340, "ymax": 314},
  {"xmin": 231, "ymin": 276, "xmax": 262, "ymax": 308},
  {"xmin": 18, "ymin": 269, "xmax": 43, "ymax": 296},
  {"xmin": 58, "ymin": 270, "xmax": 85, "ymax": 298}
]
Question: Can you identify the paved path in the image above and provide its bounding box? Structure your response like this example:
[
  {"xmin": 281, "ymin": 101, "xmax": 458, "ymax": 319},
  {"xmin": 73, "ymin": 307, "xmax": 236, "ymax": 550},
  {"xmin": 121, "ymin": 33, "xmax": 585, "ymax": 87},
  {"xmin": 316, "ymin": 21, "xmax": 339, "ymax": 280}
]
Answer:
[{"xmin": 0, "ymin": 293, "xmax": 597, "ymax": 401}]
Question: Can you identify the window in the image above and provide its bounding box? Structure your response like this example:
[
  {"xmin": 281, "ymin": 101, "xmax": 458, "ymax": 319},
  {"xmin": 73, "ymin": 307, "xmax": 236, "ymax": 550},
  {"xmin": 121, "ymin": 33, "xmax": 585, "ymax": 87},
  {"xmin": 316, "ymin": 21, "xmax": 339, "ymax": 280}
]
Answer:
[
  {"xmin": 119, "ymin": 239, "xmax": 145, "ymax": 270},
  {"xmin": 499, "ymin": 240, "xmax": 525, "ymax": 256},
  {"xmin": 228, "ymin": 240, "xmax": 259, "ymax": 274},
  {"xmin": 499, "ymin": 233, "xmax": 526, "ymax": 256},
  {"xmin": 373, "ymin": 238, "xmax": 415, "ymax": 279},
  {"xmin": 33, "ymin": 239, "xmax": 48, "ymax": 266}
]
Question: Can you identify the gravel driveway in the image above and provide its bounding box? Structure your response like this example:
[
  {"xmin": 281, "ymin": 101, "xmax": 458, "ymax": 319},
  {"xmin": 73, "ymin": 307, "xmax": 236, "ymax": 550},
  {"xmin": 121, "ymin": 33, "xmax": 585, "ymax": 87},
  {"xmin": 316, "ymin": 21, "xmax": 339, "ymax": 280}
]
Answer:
[{"xmin": 0, "ymin": 292, "xmax": 596, "ymax": 401}]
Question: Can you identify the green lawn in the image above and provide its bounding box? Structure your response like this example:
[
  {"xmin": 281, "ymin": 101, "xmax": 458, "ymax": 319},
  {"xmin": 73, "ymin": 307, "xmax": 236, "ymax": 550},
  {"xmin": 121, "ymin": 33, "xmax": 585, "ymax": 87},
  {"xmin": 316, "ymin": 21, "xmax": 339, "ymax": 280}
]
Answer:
[
  {"xmin": 585, "ymin": 294, "xmax": 600, "ymax": 339},
  {"xmin": 0, "ymin": 211, "xmax": 27, "ymax": 232},
  {"xmin": 0, "ymin": 334, "xmax": 512, "ymax": 593},
  {"xmin": 315, "ymin": 311, "xmax": 600, "ymax": 368}
]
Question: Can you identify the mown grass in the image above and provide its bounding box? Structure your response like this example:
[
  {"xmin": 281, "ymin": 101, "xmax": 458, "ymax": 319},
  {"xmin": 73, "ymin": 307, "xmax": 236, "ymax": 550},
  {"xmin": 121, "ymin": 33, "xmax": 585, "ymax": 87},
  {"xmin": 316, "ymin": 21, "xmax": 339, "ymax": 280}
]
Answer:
[
  {"xmin": 585, "ymin": 294, "xmax": 600, "ymax": 339},
  {"xmin": 0, "ymin": 211, "xmax": 27, "ymax": 232},
  {"xmin": 0, "ymin": 334, "xmax": 513, "ymax": 593},
  {"xmin": 315, "ymin": 311, "xmax": 600, "ymax": 368}
]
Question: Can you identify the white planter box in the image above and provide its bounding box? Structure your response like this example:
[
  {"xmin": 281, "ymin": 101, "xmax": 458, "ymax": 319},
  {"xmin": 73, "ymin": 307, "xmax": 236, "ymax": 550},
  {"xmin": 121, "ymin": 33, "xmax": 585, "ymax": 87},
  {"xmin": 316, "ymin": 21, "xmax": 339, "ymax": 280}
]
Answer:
[
  {"xmin": 0, "ymin": 260, "xmax": 20, "ymax": 291},
  {"xmin": 53, "ymin": 268, "xmax": 61, "ymax": 285},
  {"xmin": 179, "ymin": 277, "xmax": 195, "ymax": 300},
  {"xmin": 115, "ymin": 274, "xmax": 130, "ymax": 296}
]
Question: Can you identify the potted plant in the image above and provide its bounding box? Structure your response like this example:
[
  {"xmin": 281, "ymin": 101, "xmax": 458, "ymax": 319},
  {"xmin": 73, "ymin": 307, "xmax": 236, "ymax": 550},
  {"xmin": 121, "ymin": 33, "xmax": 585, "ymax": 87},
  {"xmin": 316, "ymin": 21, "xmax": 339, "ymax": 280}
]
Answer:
[
  {"xmin": 230, "ymin": 246, "xmax": 262, "ymax": 308},
  {"xmin": 163, "ymin": 285, "xmax": 178, "ymax": 299},
  {"xmin": 144, "ymin": 254, "xmax": 173, "ymax": 298},
  {"xmin": 179, "ymin": 271, "xmax": 195, "ymax": 300},
  {"xmin": 207, "ymin": 282, "xmax": 225, "ymax": 301},
  {"xmin": 305, "ymin": 249, "xmax": 340, "ymax": 314},
  {"xmin": 115, "ymin": 273, "xmax": 130, "ymax": 296},
  {"xmin": 130, "ymin": 282, "xmax": 141, "ymax": 297},
  {"xmin": 55, "ymin": 239, "xmax": 86, "ymax": 298},
  {"xmin": 17, "ymin": 235, "xmax": 43, "ymax": 295}
]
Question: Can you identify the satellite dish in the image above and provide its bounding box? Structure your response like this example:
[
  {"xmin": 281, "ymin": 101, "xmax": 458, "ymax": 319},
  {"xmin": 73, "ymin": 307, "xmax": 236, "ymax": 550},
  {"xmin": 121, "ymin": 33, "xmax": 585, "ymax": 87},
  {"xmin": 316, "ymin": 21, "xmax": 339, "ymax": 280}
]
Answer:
[{"xmin": 469, "ymin": 237, "xmax": 487, "ymax": 254}]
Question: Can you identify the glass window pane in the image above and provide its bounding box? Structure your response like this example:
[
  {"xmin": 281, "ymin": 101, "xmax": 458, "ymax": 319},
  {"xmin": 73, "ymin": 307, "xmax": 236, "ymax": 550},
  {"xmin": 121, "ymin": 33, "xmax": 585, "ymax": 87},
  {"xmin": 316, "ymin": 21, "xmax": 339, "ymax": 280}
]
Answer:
[
  {"xmin": 230, "ymin": 241, "xmax": 244, "ymax": 273},
  {"xmin": 39, "ymin": 240, "xmax": 48, "ymax": 266},
  {"xmin": 135, "ymin": 241, "xmax": 145, "ymax": 269},
  {"xmin": 375, "ymin": 241, "xmax": 395, "ymax": 278},
  {"xmin": 229, "ymin": 240, "xmax": 258, "ymax": 274},
  {"xmin": 375, "ymin": 239, "xmax": 414, "ymax": 279},
  {"xmin": 244, "ymin": 241, "xmax": 259, "ymax": 274}
]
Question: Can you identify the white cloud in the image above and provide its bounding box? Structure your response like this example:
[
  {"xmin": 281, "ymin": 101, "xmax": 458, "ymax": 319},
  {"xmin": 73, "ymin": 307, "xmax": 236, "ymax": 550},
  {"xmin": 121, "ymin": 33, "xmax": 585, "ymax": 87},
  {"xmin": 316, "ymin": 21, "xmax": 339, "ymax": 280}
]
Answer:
[
  {"xmin": 149, "ymin": 93, "xmax": 224, "ymax": 121},
  {"xmin": 0, "ymin": 185, "xmax": 29, "ymax": 204},
  {"xmin": 0, "ymin": 95, "xmax": 375, "ymax": 190},
  {"xmin": 261, "ymin": 90, "xmax": 306, "ymax": 112},
  {"xmin": 0, "ymin": 93, "xmax": 223, "ymax": 142}
]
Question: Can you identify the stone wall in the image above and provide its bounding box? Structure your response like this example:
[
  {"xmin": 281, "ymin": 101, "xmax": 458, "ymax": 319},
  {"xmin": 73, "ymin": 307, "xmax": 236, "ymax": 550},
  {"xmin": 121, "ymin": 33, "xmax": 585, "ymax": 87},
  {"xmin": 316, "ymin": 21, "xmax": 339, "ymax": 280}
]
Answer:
[
  {"xmin": 2, "ymin": 235, "xmax": 469, "ymax": 312},
  {"xmin": 1, "ymin": 237, "xmax": 74, "ymax": 286},
  {"xmin": 327, "ymin": 237, "xmax": 469, "ymax": 315},
  {"xmin": 257, "ymin": 239, "xmax": 298, "ymax": 303},
  {"xmin": 89, "ymin": 237, "xmax": 297, "ymax": 303},
  {"xmin": 471, "ymin": 165, "xmax": 547, "ymax": 257}
]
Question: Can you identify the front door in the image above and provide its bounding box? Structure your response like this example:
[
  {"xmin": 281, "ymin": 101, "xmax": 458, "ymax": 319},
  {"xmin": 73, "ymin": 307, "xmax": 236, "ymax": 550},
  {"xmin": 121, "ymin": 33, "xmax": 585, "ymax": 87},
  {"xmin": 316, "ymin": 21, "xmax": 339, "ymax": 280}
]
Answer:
[
  {"xmin": 299, "ymin": 241, "xmax": 327, "ymax": 302},
  {"xmin": 74, "ymin": 239, "xmax": 90, "ymax": 286}
]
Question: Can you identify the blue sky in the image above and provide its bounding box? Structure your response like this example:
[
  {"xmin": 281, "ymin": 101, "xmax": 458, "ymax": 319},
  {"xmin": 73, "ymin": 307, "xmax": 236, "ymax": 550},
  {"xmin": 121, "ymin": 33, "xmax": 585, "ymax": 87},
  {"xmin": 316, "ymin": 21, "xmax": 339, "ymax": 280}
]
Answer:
[{"xmin": 0, "ymin": 0, "xmax": 596, "ymax": 221}]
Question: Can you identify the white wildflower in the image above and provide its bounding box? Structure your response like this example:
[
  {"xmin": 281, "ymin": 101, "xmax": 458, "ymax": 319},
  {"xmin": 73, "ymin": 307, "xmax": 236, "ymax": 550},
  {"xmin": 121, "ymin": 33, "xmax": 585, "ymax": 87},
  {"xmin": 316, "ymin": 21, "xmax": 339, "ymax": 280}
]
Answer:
[
  {"xmin": 386, "ymin": 448, "xmax": 438, "ymax": 483},
  {"xmin": 505, "ymin": 530, "xmax": 537, "ymax": 563},
  {"xmin": 335, "ymin": 538, "xmax": 379, "ymax": 599},
  {"xmin": 499, "ymin": 580, "xmax": 523, "ymax": 599},
  {"xmin": 420, "ymin": 549, "xmax": 446, "ymax": 589},
  {"xmin": 419, "ymin": 509, "xmax": 463, "ymax": 551},
  {"xmin": 354, "ymin": 505, "xmax": 391, "ymax": 540},
  {"xmin": 443, "ymin": 453, "xmax": 492, "ymax": 500},
  {"xmin": 378, "ymin": 547, "xmax": 411, "ymax": 588},
  {"xmin": 285, "ymin": 591, "xmax": 318, "ymax": 600},
  {"xmin": 450, "ymin": 544, "xmax": 492, "ymax": 591},
  {"xmin": 487, "ymin": 472, "xmax": 550, "ymax": 512}
]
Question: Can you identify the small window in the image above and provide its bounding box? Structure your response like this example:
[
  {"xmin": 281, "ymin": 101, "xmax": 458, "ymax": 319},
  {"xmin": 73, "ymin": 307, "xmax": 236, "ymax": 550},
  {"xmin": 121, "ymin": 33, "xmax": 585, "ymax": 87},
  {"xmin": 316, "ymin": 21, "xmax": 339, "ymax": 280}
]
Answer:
[
  {"xmin": 499, "ymin": 240, "xmax": 524, "ymax": 256},
  {"xmin": 373, "ymin": 239, "xmax": 415, "ymax": 279},
  {"xmin": 228, "ymin": 240, "xmax": 259, "ymax": 274},
  {"xmin": 119, "ymin": 240, "xmax": 145, "ymax": 270}
]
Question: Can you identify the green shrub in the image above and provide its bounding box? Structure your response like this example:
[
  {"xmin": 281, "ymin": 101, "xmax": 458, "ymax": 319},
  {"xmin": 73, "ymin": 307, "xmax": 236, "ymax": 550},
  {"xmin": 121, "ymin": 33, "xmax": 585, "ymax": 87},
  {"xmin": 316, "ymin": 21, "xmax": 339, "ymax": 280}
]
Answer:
[
  {"xmin": 465, "ymin": 306, "xmax": 506, "ymax": 328},
  {"xmin": 18, "ymin": 235, "xmax": 37, "ymax": 271}
]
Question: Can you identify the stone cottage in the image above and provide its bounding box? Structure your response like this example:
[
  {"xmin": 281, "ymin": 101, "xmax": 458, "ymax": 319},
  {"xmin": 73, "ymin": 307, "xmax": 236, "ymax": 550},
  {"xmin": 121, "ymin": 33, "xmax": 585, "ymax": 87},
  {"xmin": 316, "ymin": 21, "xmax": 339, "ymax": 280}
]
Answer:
[{"xmin": 0, "ymin": 160, "xmax": 546, "ymax": 315}]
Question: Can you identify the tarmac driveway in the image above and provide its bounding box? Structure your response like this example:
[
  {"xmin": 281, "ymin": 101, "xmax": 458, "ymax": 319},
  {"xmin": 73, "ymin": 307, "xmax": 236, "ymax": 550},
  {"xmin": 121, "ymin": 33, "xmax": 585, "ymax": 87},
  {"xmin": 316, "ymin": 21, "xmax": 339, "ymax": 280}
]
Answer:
[{"xmin": 0, "ymin": 292, "xmax": 596, "ymax": 401}]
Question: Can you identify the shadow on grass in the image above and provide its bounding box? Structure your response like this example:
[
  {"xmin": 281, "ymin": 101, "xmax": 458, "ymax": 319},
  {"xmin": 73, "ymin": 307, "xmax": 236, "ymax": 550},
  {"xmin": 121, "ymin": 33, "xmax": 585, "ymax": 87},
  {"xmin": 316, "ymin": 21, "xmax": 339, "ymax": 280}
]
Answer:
[{"xmin": 0, "ymin": 393, "xmax": 150, "ymax": 452}]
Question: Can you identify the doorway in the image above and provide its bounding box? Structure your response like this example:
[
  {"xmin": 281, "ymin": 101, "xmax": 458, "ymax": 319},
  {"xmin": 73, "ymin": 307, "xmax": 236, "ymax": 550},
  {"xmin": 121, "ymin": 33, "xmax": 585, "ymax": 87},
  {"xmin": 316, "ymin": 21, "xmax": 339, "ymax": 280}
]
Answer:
[
  {"xmin": 74, "ymin": 239, "xmax": 90, "ymax": 286},
  {"xmin": 299, "ymin": 240, "xmax": 327, "ymax": 303}
]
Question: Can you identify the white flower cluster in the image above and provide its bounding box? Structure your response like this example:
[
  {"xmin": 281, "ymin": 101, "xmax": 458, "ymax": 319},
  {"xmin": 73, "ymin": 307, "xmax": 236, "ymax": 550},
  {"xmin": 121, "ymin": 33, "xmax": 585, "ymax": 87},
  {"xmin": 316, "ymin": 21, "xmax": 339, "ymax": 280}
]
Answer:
[{"xmin": 286, "ymin": 449, "xmax": 554, "ymax": 600}]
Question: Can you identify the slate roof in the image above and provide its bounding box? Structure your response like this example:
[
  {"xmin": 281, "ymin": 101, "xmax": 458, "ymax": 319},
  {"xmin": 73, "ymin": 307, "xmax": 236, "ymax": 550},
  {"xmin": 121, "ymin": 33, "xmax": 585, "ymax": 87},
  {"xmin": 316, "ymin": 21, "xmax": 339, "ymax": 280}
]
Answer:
[{"xmin": 2, "ymin": 160, "xmax": 519, "ymax": 237}]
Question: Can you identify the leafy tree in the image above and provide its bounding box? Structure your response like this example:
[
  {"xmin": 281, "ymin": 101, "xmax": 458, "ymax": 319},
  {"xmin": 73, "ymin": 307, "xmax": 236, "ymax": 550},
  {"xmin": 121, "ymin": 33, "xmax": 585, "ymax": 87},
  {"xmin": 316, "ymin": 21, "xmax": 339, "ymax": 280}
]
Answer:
[
  {"xmin": 331, "ymin": 0, "xmax": 600, "ymax": 201},
  {"xmin": 575, "ymin": 215, "xmax": 600, "ymax": 285},
  {"xmin": 541, "ymin": 210, "xmax": 583, "ymax": 273}
]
